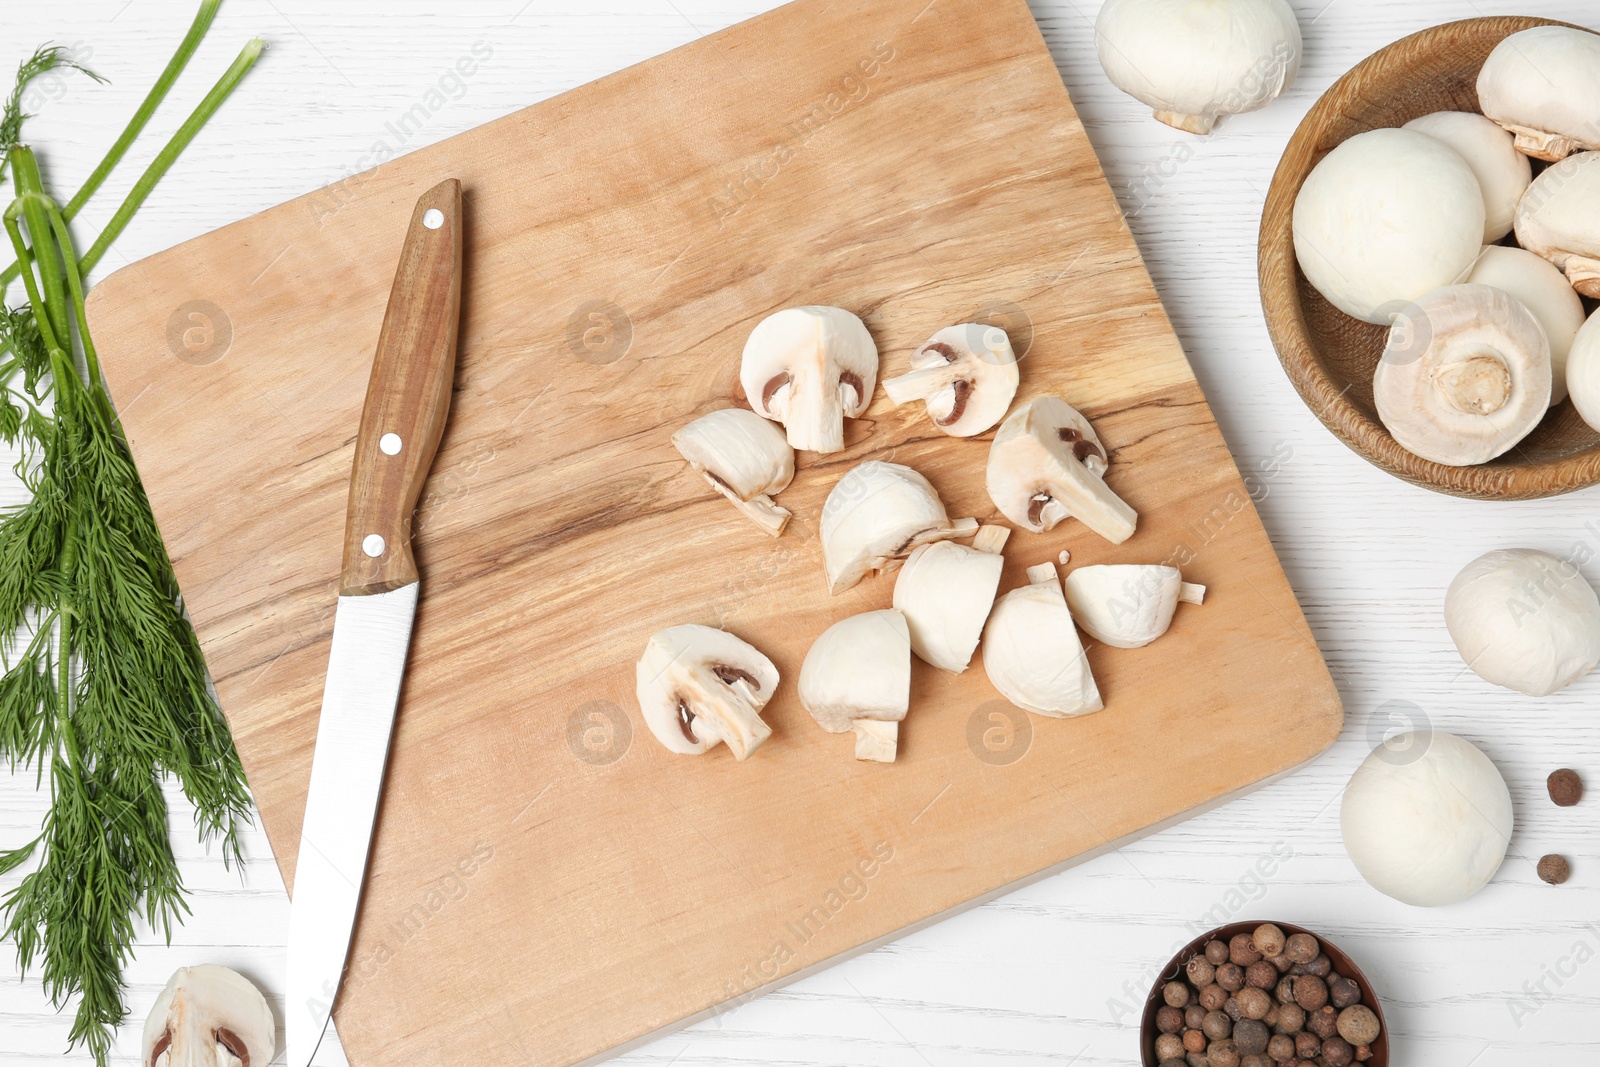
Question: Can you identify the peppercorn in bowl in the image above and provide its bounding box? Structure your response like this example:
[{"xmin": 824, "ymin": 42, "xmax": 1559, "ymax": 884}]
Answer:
[{"xmin": 1140, "ymin": 921, "xmax": 1388, "ymax": 1067}]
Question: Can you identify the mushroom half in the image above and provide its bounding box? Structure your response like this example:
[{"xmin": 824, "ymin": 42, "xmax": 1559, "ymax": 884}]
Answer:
[
  {"xmin": 1063, "ymin": 564, "xmax": 1205, "ymax": 649},
  {"xmin": 672, "ymin": 407, "xmax": 795, "ymax": 536},
  {"xmin": 983, "ymin": 562, "xmax": 1103, "ymax": 718},
  {"xmin": 635, "ymin": 624, "xmax": 779, "ymax": 760},
  {"xmin": 821, "ymin": 460, "xmax": 978, "ymax": 594},
  {"xmin": 740, "ymin": 306, "xmax": 879, "ymax": 454},
  {"xmin": 1477, "ymin": 26, "xmax": 1600, "ymax": 162},
  {"xmin": 882, "ymin": 324, "xmax": 1020, "ymax": 437},
  {"xmin": 799, "ymin": 609, "xmax": 912, "ymax": 762},
  {"xmin": 1373, "ymin": 284, "xmax": 1551, "ymax": 467},
  {"xmin": 893, "ymin": 525, "xmax": 1009, "ymax": 673},
  {"xmin": 142, "ymin": 965, "xmax": 275, "ymax": 1067},
  {"xmin": 986, "ymin": 397, "xmax": 1137, "ymax": 543},
  {"xmin": 1515, "ymin": 152, "xmax": 1600, "ymax": 298}
]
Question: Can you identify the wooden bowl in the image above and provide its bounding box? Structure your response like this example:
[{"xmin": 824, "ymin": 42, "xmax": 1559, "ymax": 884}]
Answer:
[
  {"xmin": 1140, "ymin": 920, "xmax": 1389, "ymax": 1066},
  {"xmin": 1259, "ymin": 17, "xmax": 1600, "ymax": 500}
]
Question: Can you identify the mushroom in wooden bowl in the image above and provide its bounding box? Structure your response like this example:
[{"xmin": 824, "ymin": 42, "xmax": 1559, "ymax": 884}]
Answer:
[{"xmin": 1259, "ymin": 17, "xmax": 1600, "ymax": 500}]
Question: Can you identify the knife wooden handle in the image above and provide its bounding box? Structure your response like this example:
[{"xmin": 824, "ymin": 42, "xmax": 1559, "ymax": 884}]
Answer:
[{"xmin": 340, "ymin": 179, "xmax": 463, "ymax": 596}]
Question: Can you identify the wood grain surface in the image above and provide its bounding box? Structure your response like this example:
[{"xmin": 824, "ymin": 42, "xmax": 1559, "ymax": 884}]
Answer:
[{"xmin": 77, "ymin": 0, "xmax": 1339, "ymax": 1062}]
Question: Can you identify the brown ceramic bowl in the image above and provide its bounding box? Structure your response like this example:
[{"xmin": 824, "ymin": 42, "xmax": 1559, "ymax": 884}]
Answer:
[
  {"xmin": 1259, "ymin": 17, "xmax": 1600, "ymax": 500},
  {"xmin": 1140, "ymin": 920, "xmax": 1389, "ymax": 1066}
]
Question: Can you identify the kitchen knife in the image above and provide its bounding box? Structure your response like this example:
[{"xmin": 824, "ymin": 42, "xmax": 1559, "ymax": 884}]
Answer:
[{"xmin": 287, "ymin": 178, "xmax": 462, "ymax": 1067}]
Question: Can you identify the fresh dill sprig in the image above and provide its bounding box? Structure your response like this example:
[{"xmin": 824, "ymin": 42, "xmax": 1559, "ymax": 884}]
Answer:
[{"xmin": 0, "ymin": 46, "xmax": 106, "ymax": 184}]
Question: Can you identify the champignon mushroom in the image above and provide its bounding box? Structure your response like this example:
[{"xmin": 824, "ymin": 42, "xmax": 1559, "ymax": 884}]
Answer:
[
  {"xmin": 892, "ymin": 525, "xmax": 1009, "ymax": 673},
  {"xmin": 1403, "ymin": 111, "xmax": 1531, "ymax": 242},
  {"xmin": 1063, "ymin": 564, "xmax": 1205, "ymax": 649},
  {"xmin": 1292, "ymin": 128, "xmax": 1485, "ymax": 324},
  {"xmin": 740, "ymin": 306, "xmax": 878, "ymax": 454},
  {"xmin": 1568, "ymin": 310, "xmax": 1600, "ymax": 433},
  {"xmin": 799, "ymin": 609, "xmax": 911, "ymax": 762},
  {"xmin": 1445, "ymin": 548, "xmax": 1600, "ymax": 697},
  {"xmin": 1464, "ymin": 246, "xmax": 1586, "ymax": 406},
  {"xmin": 635, "ymin": 624, "xmax": 778, "ymax": 760},
  {"xmin": 1372, "ymin": 284, "xmax": 1551, "ymax": 466},
  {"xmin": 821, "ymin": 460, "xmax": 978, "ymax": 594},
  {"xmin": 672, "ymin": 407, "xmax": 795, "ymax": 536},
  {"xmin": 142, "ymin": 965, "xmax": 275, "ymax": 1067},
  {"xmin": 1477, "ymin": 26, "xmax": 1600, "ymax": 162},
  {"xmin": 1093, "ymin": 0, "xmax": 1302, "ymax": 135},
  {"xmin": 986, "ymin": 396, "xmax": 1137, "ymax": 543},
  {"xmin": 1514, "ymin": 151, "xmax": 1600, "ymax": 299},
  {"xmin": 982, "ymin": 562, "xmax": 1103, "ymax": 718},
  {"xmin": 882, "ymin": 324, "xmax": 1020, "ymax": 437}
]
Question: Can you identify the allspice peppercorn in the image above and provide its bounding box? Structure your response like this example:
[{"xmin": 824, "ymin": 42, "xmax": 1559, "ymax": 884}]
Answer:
[
  {"xmin": 1304, "ymin": 954, "xmax": 1332, "ymax": 978},
  {"xmin": 1205, "ymin": 940, "xmax": 1231, "ymax": 965},
  {"xmin": 1293, "ymin": 975, "xmax": 1329, "ymax": 1012},
  {"xmin": 1186, "ymin": 1004, "xmax": 1207, "ymax": 1030},
  {"xmin": 1307, "ymin": 1005, "xmax": 1339, "ymax": 1040},
  {"xmin": 1336, "ymin": 1005, "xmax": 1381, "ymax": 1046},
  {"xmin": 1328, "ymin": 975, "xmax": 1361, "ymax": 1009},
  {"xmin": 1294, "ymin": 1032, "xmax": 1321, "ymax": 1059},
  {"xmin": 1239, "ymin": 1055, "xmax": 1272, "ymax": 1067},
  {"xmin": 1164, "ymin": 981, "xmax": 1191, "ymax": 1008},
  {"xmin": 1217, "ymin": 963, "xmax": 1245, "ymax": 992},
  {"xmin": 1200, "ymin": 984, "xmax": 1229, "ymax": 1011},
  {"xmin": 1538, "ymin": 854, "xmax": 1572, "ymax": 885},
  {"xmin": 1223, "ymin": 996, "xmax": 1245, "ymax": 1022},
  {"xmin": 1269, "ymin": 954, "xmax": 1293, "ymax": 974},
  {"xmin": 1155, "ymin": 1032, "xmax": 1186, "ymax": 1061},
  {"xmin": 1267, "ymin": 1034, "xmax": 1295, "ymax": 1061},
  {"xmin": 1188, "ymin": 1053, "xmax": 1208, "ymax": 1067},
  {"xmin": 1156, "ymin": 1005, "xmax": 1184, "ymax": 1033},
  {"xmin": 1320, "ymin": 1035, "xmax": 1354, "ymax": 1067},
  {"xmin": 1252, "ymin": 923, "xmax": 1286, "ymax": 959},
  {"xmin": 1184, "ymin": 1028, "xmax": 1208, "ymax": 1053},
  {"xmin": 1355, "ymin": 1043, "xmax": 1373, "ymax": 1061},
  {"xmin": 1274, "ymin": 975, "xmax": 1297, "ymax": 1005},
  {"xmin": 1236, "ymin": 987, "xmax": 1272, "ymax": 1020},
  {"xmin": 1202, "ymin": 1010, "xmax": 1233, "ymax": 1042},
  {"xmin": 1206, "ymin": 1039, "xmax": 1239, "ymax": 1067},
  {"xmin": 1283, "ymin": 933, "xmax": 1318, "ymax": 964},
  {"xmin": 1245, "ymin": 961, "xmax": 1278, "ymax": 990},
  {"xmin": 1232, "ymin": 1018, "xmax": 1269, "ymax": 1056},
  {"xmin": 1275, "ymin": 1002, "xmax": 1305, "ymax": 1033},
  {"xmin": 1229, "ymin": 933, "xmax": 1263, "ymax": 966},
  {"xmin": 1548, "ymin": 768, "xmax": 1583, "ymax": 807},
  {"xmin": 1188, "ymin": 956, "xmax": 1217, "ymax": 987}
]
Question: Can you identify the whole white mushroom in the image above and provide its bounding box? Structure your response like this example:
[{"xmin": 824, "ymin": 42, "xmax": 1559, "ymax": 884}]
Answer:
[
  {"xmin": 1341, "ymin": 730, "xmax": 1513, "ymax": 907},
  {"xmin": 1445, "ymin": 548, "xmax": 1600, "ymax": 697},
  {"xmin": 1293, "ymin": 129, "xmax": 1486, "ymax": 324},
  {"xmin": 1569, "ymin": 310, "xmax": 1600, "ymax": 434},
  {"xmin": 1403, "ymin": 111, "xmax": 1531, "ymax": 242},
  {"xmin": 1094, "ymin": 0, "xmax": 1301, "ymax": 135},
  {"xmin": 1477, "ymin": 25, "xmax": 1600, "ymax": 162}
]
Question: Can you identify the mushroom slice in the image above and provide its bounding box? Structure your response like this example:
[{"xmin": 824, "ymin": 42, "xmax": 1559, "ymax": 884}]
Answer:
[
  {"xmin": 635, "ymin": 624, "xmax": 778, "ymax": 760},
  {"xmin": 142, "ymin": 965, "xmax": 275, "ymax": 1067},
  {"xmin": 882, "ymin": 324, "xmax": 1020, "ymax": 437},
  {"xmin": 740, "ymin": 306, "xmax": 879, "ymax": 454},
  {"xmin": 1477, "ymin": 26, "xmax": 1600, "ymax": 162},
  {"xmin": 1514, "ymin": 152, "xmax": 1600, "ymax": 298},
  {"xmin": 1063, "ymin": 564, "xmax": 1205, "ymax": 649},
  {"xmin": 672, "ymin": 407, "xmax": 795, "ymax": 536},
  {"xmin": 893, "ymin": 525, "xmax": 1009, "ymax": 673},
  {"xmin": 1373, "ymin": 284, "xmax": 1551, "ymax": 466},
  {"xmin": 821, "ymin": 460, "xmax": 979, "ymax": 594},
  {"xmin": 799, "ymin": 609, "xmax": 911, "ymax": 763},
  {"xmin": 983, "ymin": 562, "xmax": 1103, "ymax": 718},
  {"xmin": 1465, "ymin": 246, "xmax": 1586, "ymax": 406},
  {"xmin": 1403, "ymin": 111, "xmax": 1531, "ymax": 243},
  {"xmin": 1569, "ymin": 310, "xmax": 1600, "ymax": 434},
  {"xmin": 986, "ymin": 397, "xmax": 1137, "ymax": 543}
]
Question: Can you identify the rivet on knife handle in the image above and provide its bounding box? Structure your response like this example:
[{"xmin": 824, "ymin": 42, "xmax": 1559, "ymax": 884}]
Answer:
[{"xmin": 340, "ymin": 179, "xmax": 463, "ymax": 596}]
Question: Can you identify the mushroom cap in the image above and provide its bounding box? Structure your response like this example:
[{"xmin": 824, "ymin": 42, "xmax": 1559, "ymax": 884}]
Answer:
[
  {"xmin": 1340, "ymin": 730, "xmax": 1513, "ymax": 907},
  {"xmin": 1372, "ymin": 284, "xmax": 1551, "ymax": 466},
  {"xmin": 893, "ymin": 540, "xmax": 1005, "ymax": 673},
  {"xmin": 1063, "ymin": 564, "xmax": 1183, "ymax": 649},
  {"xmin": 821, "ymin": 460, "xmax": 973, "ymax": 594},
  {"xmin": 885, "ymin": 323, "xmax": 1020, "ymax": 437},
  {"xmin": 1403, "ymin": 111, "xmax": 1531, "ymax": 242},
  {"xmin": 1292, "ymin": 128, "xmax": 1485, "ymax": 324},
  {"xmin": 1445, "ymin": 548, "xmax": 1600, "ymax": 697},
  {"xmin": 740, "ymin": 306, "xmax": 879, "ymax": 454},
  {"xmin": 1465, "ymin": 246, "xmax": 1586, "ymax": 406},
  {"xmin": 1094, "ymin": 0, "xmax": 1301, "ymax": 133},
  {"xmin": 986, "ymin": 396, "xmax": 1137, "ymax": 542},
  {"xmin": 635, "ymin": 624, "xmax": 778, "ymax": 758},
  {"xmin": 672, "ymin": 407, "xmax": 795, "ymax": 499},
  {"xmin": 798, "ymin": 609, "xmax": 911, "ymax": 733},
  {"xmin": 982, "ymin": 571, "xmax": 1103, "ymax": 718},
  {"xmin": 1569, "ymin": 310, "xmax": 1600, "ymax": 434},
  {"xmin": 1477, "ymin": 26, "xmax": 1600, "ymax": 160},
  {"xmin": 143, "ymin": 965, "xmax": 275, "ymax": 1067},
  {"xmin": 1514, "ymin": 152, "xmax": 1600, "ymax": 298}
]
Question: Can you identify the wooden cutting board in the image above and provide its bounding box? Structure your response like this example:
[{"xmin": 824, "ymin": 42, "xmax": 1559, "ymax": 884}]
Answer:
[{"xmin": 86, "ymin": 0, "xmax": 1342, "ymax": 1062}]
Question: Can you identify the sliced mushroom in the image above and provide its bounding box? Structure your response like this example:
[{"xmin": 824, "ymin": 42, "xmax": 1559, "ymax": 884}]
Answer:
[
  {"xmin": 882, "ymin": 324, "xmax": 1020, "ymax": 437},
  {"xmin": 799, "ymin": 609, "xmax": 911, "ymax": 762},
  {"xmin": 1569, "ymin": 310, "xmax": 1600, "ymax": 434},
  {"xmin": 1373, "ymin": 284, "xmax": 1551, "ymax": 466},
  {"xmin": 740, "ymin": 306, "xmax": 879, "ymax": 454},
  {"xmin": 1403, "ymin": 111, "xmax": 1531, "ymax": 243},
  {"xmin": 982, "ymin": 562, "xmax": 1103, "ymax": 718},
  {"xmin": 1514, "ymin": 152, "xmax": 1600, "ymax": 298},
  {"xmin": 1063, "ymin": 564, "xmax": 1205, "ymax": 649},
  {"xmin": 672, "ymin": 407, "xmax": 795, "ymax": 536},
  {"xmin": 635, "ymin": 624, "xmax": 778, "ymax": 760},
  {"xmin": 986, "ymin": 397, "xmax": 1137, "ymax": 543},
  {"xmin": 142, "ymin": 965, "xmax": 275, "ymax": 1067},
  {"xmin": 892, "ymin": 525, "xmax": 1009, "ymax": 673},
  {"xmin": 1465, "ymin": 246, "xmax": 1586, "ymax": 406},
  {"xmin": 1477, "ymin": 26, "xmax": 1600, "ymax": 162},
  {"xmin": 821, "ymin": 460, "xmax": 979, "ymax": 594}
]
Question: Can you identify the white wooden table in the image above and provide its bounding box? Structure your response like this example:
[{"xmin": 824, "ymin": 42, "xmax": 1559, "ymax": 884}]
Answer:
[{"xmin": 3, "ymin": 2, "xmax": 1597, "ymax": 1064}]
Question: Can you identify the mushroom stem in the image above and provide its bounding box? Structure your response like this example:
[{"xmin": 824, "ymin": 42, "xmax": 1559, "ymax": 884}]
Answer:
[
  {"xmin": 1502, "ymin": 122, "xmax": 1582, "ymax": 163},
  {"xmin": 1563, "ymin": 255, "xmax": 1600, "ymax": 299},
  {"xmin": 1434, "ymin": 352, "xmax": 1513, "ymax": 415},
  {"xmin": 852, "ymin": 719, "xmax": 899, "ymax": 762},
  {"xmin": 705, "ymin": 475, "xmax": 791, "ymax": 537},
  {"xmin": 883, "ymin": 363, "xmax": 966, "ymax": 405},
  {"xmin": 1179, "ymin": 582, "xmax": 1207, "ymax": 606},
  {"xmin": 783, "ymin": 383, "xmax": 848, "ymax": 453},
  {"xmin": 972, "ymin": 525, "xmax": 1011, "ymax": 556},
  {"xmin": 1025, "ymin": 561, "xmax": 1059, "ymax": 587},
  {"xmin": 680, "ymin": 673, "xmax": 772, "ymax": 760},
  {"xmin": 1153, "ymin": 109, "xmax": 1216, "ymax": 135},
  {"xmin": 1038, "ymin": 463, "xmax": 1138, "ymax": 544}
]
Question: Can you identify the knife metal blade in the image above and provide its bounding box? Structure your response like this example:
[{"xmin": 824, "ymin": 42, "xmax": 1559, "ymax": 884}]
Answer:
[{"xmin": 287, "ymin": 177, "xmax": 463, "ymax": 1067}]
